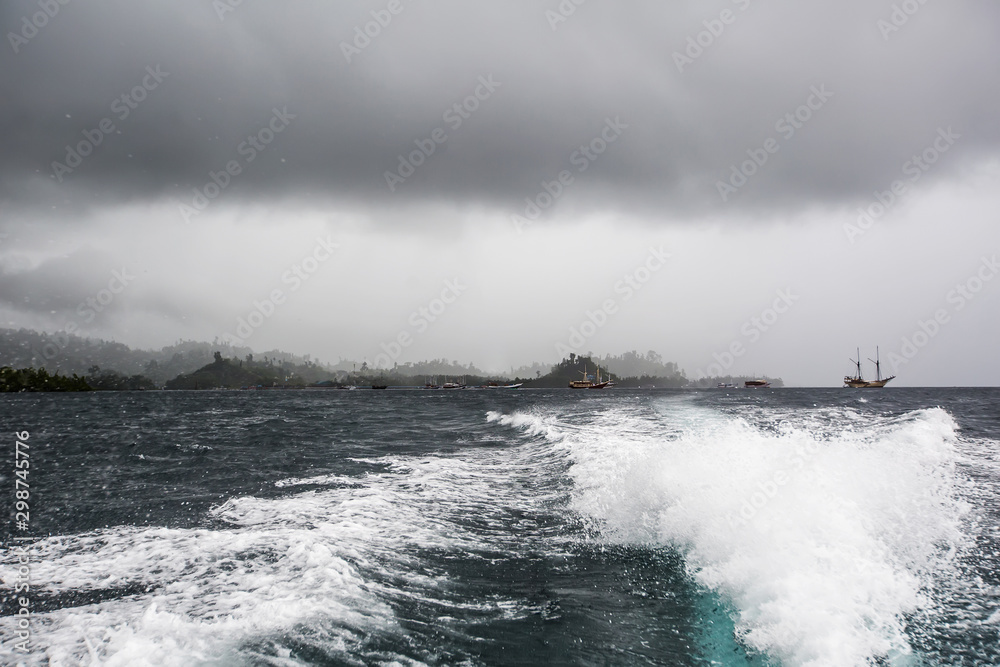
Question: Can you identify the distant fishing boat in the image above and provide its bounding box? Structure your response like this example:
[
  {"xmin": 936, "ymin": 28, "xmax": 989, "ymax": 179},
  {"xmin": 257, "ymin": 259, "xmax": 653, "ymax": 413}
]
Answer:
[
  {"xmin": 717, "ymin": 382, "xmax": 735, "ymax": 388},
  {"xmin": 569, "ymin": 364, "xmax": 611, "ymax": 389},
  {"xmin": 744, "ymin": 380, "xmax": 770, "ymax": 388},
  {"xmin": 483, "ymin": 382, "xmax": 522, "ymax": 389},
  {"xmin": 844, "ymin": 347, "xmax": 895, "ymax": 388}
]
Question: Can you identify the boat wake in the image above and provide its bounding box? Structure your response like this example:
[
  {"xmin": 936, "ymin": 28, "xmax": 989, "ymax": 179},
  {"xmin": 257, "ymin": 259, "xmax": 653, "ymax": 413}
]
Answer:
[{"xmin": 490, "ymin": 401, "xmax": 990, "ymax": 666}]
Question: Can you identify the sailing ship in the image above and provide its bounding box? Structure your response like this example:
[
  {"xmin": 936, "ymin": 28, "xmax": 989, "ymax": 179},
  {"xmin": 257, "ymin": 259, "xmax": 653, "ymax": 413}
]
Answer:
[
  {"xmin": 569, "ymin": 364, "xmax": 612, "ymax": 389},
  {"xmin": 844, "ymin": 347, "xmax": 895, "ymax": 388}
]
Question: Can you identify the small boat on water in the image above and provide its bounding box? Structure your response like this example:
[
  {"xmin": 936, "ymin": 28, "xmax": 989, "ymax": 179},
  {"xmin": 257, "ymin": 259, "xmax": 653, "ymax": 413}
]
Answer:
[
  {"xmin": 744, "ymin": 380, "xmax": 770, "ymax": 388},
  {"xmin": 844, "ymin": 347, "xmax": 895, "ymax": 388},
  {"xmin": 569, "ymin": 364, "xmax": 612, "ymax": 389},
  {"xmin": 717, "ymin": 382, "xmax": 735, "ymax": 388}
]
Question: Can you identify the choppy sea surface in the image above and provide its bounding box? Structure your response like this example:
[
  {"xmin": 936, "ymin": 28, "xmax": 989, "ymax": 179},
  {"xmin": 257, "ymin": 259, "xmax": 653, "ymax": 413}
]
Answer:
[{"xmin": 1, "ymin": 388, "xmax": 999, "ymax": 666}]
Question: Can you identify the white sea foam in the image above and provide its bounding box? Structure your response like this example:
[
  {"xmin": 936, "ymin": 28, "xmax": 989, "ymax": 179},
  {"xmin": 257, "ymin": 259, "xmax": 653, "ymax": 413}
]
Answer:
[
  {"xmin": 0, "ymin": 437, "xmax": 566, "ymax": 665},
  {"xmin": 0, "ymin": 526, "xmax": 402, "ymax": 666},
  {"xmin": 495, "ymin": 402, "xmax": 972, "ymax": 666},
  {"xmin": 273, "ymin": 473, "xmax": 364, "ymax": 488},
  {"xmin": 486, "ymin": 409, "xmax": 564, "ymax": 442}
]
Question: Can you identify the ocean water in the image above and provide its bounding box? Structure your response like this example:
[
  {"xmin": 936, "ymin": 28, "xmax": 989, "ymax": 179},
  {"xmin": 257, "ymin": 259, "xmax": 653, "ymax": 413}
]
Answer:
[{"xmin": 1, "ymin": 388, "xmax": 998, "ymax": 666}]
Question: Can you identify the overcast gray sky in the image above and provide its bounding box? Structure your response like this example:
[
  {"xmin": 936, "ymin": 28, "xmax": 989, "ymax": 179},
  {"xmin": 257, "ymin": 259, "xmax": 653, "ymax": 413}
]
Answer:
[{"xmin": 2, "ymin": 0, "xmax": 998, "ymax": 385}]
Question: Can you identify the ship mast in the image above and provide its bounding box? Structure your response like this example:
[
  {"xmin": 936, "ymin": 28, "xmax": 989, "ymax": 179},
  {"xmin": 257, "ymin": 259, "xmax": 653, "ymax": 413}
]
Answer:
[
  {"xmin": 850, "ymin": 347, "xmax": 863, "ymax": 380},
  {"xmin": 867, "ymin": 346, "xmax": 882, "ymax": 382}
]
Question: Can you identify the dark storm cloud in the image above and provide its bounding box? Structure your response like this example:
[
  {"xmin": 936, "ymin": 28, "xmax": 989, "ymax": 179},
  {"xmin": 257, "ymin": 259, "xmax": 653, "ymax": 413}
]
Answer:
[{"xmin": 2, "ymin": 0, "xmax": 998, "ymax": 218}]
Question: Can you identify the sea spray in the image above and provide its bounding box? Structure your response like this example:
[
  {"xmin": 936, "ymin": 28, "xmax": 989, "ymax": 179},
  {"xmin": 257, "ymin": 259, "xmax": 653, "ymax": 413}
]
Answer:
[{"xmin": 527, "ymin": 403, "xmax": 969, "ymax": 665}]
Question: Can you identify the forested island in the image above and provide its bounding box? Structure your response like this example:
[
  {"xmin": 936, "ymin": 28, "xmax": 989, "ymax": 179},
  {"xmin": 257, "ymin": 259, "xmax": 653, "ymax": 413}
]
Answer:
[{"xmin": 0, "ymin": 328, "xmax": 782, "ymax": 391}]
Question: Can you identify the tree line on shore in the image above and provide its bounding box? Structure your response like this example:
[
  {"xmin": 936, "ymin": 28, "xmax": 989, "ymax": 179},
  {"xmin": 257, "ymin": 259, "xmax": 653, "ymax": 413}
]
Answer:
[{"xmin": 0, "ymin": 329, "xmax": 781, "ymax": 391}]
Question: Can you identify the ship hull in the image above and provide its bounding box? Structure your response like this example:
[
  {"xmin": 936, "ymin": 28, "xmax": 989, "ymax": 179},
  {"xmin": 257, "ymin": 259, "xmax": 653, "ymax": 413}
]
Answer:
[{"xmin": 844, "ymin": 376, "xmax": 894, "ymax": 388}]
